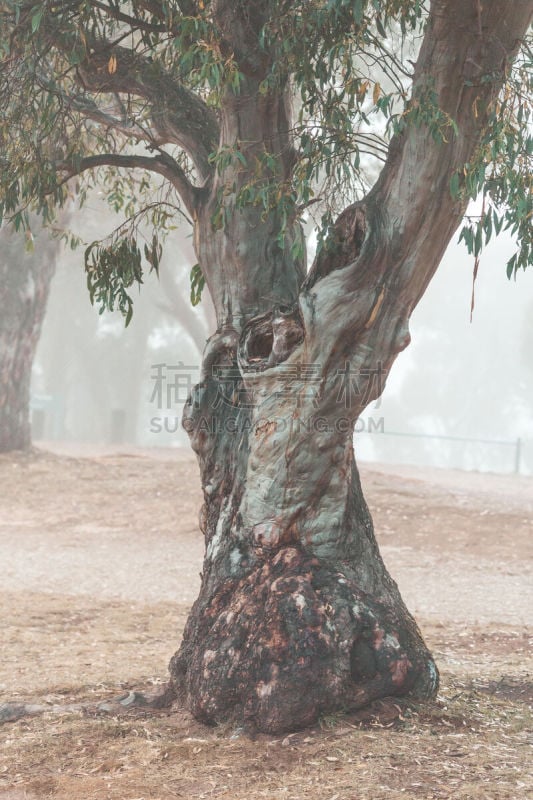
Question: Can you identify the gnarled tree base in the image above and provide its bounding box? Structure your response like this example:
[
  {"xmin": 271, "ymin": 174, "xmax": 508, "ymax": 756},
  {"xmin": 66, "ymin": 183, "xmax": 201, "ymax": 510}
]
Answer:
[{"xmin": 170, "ymin": 546, "xmax": 438, "ymax": 734}]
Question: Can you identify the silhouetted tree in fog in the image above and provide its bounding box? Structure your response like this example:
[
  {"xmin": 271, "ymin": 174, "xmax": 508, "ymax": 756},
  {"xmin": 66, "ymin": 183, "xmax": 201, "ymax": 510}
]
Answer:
[{"xmin": 0, "ymin": 223, "xmax": 64, "ymax": 451}]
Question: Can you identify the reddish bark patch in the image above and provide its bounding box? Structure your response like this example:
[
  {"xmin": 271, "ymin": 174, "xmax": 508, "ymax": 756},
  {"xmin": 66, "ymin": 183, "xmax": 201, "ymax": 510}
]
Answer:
[{"xmin": 171, "ymin": 547, "xmax": 437, "ymax": 734}]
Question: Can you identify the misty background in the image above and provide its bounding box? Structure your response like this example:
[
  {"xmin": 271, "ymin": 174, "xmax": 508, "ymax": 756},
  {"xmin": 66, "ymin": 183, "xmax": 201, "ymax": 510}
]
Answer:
[{"xmin": 30, "ymin": 200, "xmax": 533, "ymax": 475}]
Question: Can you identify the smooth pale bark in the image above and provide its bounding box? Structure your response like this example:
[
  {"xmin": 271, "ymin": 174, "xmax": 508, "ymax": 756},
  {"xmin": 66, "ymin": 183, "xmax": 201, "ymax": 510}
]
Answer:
[{"xmin": 0, "ymin": 227, "xmax": 60, "ymax": 452}]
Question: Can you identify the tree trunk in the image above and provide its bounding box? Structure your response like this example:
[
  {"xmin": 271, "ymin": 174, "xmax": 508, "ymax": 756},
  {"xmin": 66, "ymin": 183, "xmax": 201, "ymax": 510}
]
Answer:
[
  {"xmin": 163, "ymin": 0, "xmax": 533, "ymax": 733},
  {"xmin": 168, "ymin": 97, "xmax": 439, "ymax": 729},
  {"xmin": 0, "ymin": 227, "xmax": 59, "ymax": 452},
  {"xmin": 168, "ymin": 289, "xmax": 437, "ymax": 733}
]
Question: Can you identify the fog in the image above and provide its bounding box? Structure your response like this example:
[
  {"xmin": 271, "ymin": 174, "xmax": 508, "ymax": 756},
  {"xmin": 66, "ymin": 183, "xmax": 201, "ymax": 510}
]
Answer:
[
  {"xmin": 32, "ymin": 208, "xmax": 533, "ymax": 475},
  {"xmin": 356, "ymin": 232, "xmax": 533, "ymax": 475}
]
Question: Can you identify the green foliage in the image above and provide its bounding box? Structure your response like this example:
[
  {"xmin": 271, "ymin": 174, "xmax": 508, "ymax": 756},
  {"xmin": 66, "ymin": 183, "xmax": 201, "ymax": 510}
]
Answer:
[
  {"xmin": 85, "ymin": 238, "xmax": 142, "ymax": 327},
  {"xmin": 189, "ymin": 263, "xmax": 206, "ymax": 306},
  {"xmin": 84, "ymin": 228, "xmax": 163, "ymax": 326},
  {"xmin": 0, "ymin": 0, "xmax": 191, "ymax": 315},
  {"xmin": 172, "ymin": 14, "xmax": 244, "ymax": 104},
  {"xmin": 451, "ymin": 47, "xmax": 532, "ymax": 278},
  {"xmin": 0, "ymin": 0, "xmax": 531, "ymax": 324},
  {"xmin": 255, "ymin": 0, "xmax": 425, "ymax": 222},
  {"xmin": 401, "ymin": 86, "xmax": 459, "ymax": 144}
]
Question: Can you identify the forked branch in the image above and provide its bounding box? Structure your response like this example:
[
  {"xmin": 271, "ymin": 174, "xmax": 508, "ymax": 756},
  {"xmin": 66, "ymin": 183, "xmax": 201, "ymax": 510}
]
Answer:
[{"xmin": 309, "ymin": 0, "xmax": 533, "ymax": 326}]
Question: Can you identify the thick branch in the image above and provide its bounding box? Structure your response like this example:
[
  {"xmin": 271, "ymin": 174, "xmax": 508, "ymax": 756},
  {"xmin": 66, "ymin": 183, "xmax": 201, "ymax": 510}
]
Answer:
[
  {"xmin": 362, "ymin": 0, "xmax": 533, "ymax": 305},
  {"xmin": 293, "ymin": 0, "xmax": 533, "ymax": 425},
  {"xmin": 57, "ymin": 153, "xmax": 198, "ymax": 214},
  {"xmin": 212, "ymin": 0, "xmax": 271, "ymax": 77},
  {"xmin": 72, "ymin": 45, "xmax": 219, "ymax": 180},
  {"xmin": 306, "ymin": 0, "xmax": 533, "ymax": 356}
]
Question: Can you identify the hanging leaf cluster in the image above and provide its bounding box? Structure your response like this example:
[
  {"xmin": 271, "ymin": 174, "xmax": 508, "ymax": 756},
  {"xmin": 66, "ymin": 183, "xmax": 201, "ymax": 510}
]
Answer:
[
  {"xmin": 84, "ymin": 231, "xmax": 162, "ymax": 326},
  {"xmin": 189, "ymin": 263, "xmax": 206, "ymax": 306}
]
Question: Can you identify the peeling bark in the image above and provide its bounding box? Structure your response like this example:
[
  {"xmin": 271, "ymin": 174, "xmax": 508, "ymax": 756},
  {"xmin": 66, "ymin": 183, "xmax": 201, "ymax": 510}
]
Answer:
[
  {"xmin": 173, "ymin": 547, "xmax": 436, "ymax": 733},
  {"xmin": 171, "ymin": 321, "xmax": 438, "ymax": 732},
  {"xmin": 170, "ymin": 258, "xmax": 441, "ymax": 729}
]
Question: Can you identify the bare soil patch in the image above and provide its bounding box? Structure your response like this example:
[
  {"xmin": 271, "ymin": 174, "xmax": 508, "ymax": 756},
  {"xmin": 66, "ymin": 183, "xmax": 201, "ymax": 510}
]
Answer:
[{"xmin": 0, "ymin": 446, "xmax": 531, "ymax": 799}]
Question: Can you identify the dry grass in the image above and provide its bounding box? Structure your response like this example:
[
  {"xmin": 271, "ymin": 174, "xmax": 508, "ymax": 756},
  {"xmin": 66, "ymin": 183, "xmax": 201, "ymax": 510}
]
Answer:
[
  {"xmin": 0, "ymin": 448, "xmax": 531, "ymax": 799},
  {"xmin": 1, "ymin": 595, "xmax": 531, "ymax": 800}
]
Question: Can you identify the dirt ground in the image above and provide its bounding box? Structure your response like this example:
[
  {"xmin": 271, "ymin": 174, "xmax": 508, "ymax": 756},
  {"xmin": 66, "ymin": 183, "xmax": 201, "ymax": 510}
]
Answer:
[{"xmin": 0, "ymin": 445, "xmax": 531, "ymax": 800}]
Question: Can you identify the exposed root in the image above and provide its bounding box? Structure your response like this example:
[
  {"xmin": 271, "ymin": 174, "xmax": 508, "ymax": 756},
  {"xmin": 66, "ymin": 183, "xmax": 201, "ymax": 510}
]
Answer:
[{"xmin": 0, "ymin": 684, "xmax": 175, "ymax": 725}]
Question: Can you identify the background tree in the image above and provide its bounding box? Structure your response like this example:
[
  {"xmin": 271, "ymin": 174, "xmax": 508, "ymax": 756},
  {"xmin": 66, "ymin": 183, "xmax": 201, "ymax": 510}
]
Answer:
[
  {"xmin": 0, "ymin": 0, "xmax": 531, "ymax": 733},
  {"xmin": 0, "ymin": 218, "xmax": 69, "ymax": 452}
]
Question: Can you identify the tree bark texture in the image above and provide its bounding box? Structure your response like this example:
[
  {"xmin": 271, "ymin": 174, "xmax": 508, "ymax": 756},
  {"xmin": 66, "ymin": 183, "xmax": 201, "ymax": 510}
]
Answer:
[
  {"xmin": 167, "ymin": 0, "xmax": 533, "ymax": 733},
  {"xmin": 0, "ymin": 226, "xmax": 60, "ymax": 452}
]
